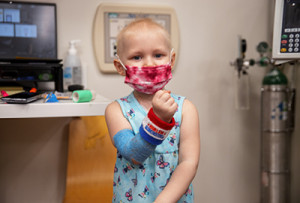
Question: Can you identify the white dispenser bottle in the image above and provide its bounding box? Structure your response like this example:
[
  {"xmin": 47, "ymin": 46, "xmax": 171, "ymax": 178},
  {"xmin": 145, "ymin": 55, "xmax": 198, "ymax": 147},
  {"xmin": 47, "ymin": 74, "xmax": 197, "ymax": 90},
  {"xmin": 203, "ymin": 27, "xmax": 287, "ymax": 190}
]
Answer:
[{"xmin": 63, "ymin": 40, "xmax": 82, "ymax": 90}]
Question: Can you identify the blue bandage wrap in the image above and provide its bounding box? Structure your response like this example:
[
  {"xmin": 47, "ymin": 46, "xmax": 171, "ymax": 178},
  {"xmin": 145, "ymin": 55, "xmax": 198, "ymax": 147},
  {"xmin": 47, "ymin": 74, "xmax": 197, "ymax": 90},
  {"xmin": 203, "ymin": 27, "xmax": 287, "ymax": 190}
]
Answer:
[{"xmin": 113, "ymin": 129, "xmax": 156, "ymax": 164}]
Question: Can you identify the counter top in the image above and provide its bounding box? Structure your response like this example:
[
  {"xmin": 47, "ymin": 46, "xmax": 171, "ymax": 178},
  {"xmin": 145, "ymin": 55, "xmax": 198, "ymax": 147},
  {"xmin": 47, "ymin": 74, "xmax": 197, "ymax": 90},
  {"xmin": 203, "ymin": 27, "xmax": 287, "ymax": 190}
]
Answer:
[{"xmin": 0, "ymin": 94, "xmax": 111, "ymax": 118}]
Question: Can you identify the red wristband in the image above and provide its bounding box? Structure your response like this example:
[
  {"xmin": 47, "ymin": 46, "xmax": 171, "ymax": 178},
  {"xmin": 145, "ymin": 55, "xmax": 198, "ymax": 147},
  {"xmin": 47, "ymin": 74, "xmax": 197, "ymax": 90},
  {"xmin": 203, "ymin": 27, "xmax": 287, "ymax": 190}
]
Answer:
[{"xmin": 148, "ymin": 108, "xmax": 175, "ymax": 130}]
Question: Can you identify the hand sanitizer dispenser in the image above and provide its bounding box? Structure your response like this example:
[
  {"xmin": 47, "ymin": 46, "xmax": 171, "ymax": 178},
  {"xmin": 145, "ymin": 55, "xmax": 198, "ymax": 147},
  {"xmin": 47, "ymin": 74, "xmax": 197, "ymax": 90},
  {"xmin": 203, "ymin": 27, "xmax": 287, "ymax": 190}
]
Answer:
[{"xmin": 63, "ymin": 40, "xmax": 82, "ymax": 90}]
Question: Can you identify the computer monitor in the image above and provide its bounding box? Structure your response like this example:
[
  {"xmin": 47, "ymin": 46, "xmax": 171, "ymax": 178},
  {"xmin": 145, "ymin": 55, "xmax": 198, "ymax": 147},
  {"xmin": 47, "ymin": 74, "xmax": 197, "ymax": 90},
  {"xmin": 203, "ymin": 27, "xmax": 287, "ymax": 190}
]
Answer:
[{"xmin": 0, "ymin": 1, "xmax": 57, "ymax": 59}]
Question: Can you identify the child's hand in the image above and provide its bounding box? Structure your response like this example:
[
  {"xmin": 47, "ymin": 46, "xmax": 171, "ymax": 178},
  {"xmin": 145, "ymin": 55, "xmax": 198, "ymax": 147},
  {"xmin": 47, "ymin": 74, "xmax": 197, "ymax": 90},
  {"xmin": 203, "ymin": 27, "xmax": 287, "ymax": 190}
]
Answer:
[{"xmin": 152, "ymin": 90, "xmax": 178, "ymax": 123}]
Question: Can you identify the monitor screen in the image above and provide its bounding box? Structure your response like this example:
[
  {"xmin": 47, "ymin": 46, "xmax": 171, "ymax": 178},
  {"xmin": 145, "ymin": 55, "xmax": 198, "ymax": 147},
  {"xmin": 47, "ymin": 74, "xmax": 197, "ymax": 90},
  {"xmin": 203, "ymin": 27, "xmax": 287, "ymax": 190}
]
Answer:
[
  {"xmin": 0, "ymin": 1, "xmax": 57, "ymax": 59},
  {"xmin": 283, "ymin": 0, "xmax": 300, "ymax": 28}
]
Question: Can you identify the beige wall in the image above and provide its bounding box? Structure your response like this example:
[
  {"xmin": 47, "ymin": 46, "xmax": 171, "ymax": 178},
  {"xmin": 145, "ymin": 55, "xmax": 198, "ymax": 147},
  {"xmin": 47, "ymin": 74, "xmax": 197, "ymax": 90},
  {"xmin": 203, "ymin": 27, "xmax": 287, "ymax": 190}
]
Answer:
[{"xmin": 1, "ymin": 0, "xmax": 300, "ymax": 202}]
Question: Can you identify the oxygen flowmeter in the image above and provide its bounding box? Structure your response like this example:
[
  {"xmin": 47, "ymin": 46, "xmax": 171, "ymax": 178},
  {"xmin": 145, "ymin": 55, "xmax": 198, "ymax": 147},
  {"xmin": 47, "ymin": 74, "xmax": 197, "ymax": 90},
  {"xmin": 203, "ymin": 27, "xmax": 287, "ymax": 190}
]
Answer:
[{"xmin": 230, "ymin": 38, "xmax": 267, "ymax": 110}]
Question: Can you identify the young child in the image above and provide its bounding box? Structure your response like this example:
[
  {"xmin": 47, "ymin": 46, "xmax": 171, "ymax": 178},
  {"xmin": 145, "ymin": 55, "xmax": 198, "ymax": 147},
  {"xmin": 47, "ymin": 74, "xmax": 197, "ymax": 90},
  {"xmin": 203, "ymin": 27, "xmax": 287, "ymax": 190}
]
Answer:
[{"xmin": 105, "ymin": 18, "xmax": 200, "ymax": 203}]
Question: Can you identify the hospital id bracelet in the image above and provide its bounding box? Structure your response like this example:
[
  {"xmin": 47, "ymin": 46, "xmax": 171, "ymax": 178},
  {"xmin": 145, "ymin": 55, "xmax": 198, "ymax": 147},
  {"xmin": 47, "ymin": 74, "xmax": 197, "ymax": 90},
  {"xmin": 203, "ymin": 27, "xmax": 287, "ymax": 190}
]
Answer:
[{"xmin": 140, "ymin": 108, "xmax": 175, "ymax": 145}]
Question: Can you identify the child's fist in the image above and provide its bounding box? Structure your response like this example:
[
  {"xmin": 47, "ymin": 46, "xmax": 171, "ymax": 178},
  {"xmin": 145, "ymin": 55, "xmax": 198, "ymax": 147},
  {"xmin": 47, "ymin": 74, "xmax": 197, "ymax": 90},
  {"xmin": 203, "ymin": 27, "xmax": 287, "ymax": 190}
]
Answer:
[{"xmin": 152, "ymin": 90, "xmax": 178, "ymax": 123}]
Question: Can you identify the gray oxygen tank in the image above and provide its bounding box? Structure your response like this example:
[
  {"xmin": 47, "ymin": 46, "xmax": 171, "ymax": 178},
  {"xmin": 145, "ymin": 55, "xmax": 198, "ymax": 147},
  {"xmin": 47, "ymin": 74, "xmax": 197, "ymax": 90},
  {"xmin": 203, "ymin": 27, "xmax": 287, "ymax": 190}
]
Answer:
[{"xmin": 261, "ymin": 66, "xmax": 292, "ymax": 203}]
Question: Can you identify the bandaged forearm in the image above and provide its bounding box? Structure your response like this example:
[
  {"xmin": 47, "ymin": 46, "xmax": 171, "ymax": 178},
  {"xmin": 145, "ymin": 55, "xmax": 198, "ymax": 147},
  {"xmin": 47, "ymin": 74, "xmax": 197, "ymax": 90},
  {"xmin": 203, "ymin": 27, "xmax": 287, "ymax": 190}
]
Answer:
[
  {"xmin": 113, "ymin": 108, "xmax": 175, "ymax": 163},
  {"xmin": 113, "ymin": 129, "xmax": 156, "ymax": 163}
]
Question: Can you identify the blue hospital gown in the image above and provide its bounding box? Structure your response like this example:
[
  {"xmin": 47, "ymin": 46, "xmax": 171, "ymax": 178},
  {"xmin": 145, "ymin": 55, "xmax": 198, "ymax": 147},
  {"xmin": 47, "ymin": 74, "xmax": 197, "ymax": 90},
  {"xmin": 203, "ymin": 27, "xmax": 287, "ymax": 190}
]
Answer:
[{"xmin": 113, "ymin": 92, "xmax": 194, "ymax": 202}]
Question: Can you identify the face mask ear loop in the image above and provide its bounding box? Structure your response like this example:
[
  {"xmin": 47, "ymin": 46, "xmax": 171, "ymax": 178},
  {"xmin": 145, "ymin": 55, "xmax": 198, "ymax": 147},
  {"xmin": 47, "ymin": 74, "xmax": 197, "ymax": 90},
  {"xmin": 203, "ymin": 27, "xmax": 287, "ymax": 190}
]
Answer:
[{"xmin": 116, "ymin": 54, "xmax": 127, "ymax": 71}]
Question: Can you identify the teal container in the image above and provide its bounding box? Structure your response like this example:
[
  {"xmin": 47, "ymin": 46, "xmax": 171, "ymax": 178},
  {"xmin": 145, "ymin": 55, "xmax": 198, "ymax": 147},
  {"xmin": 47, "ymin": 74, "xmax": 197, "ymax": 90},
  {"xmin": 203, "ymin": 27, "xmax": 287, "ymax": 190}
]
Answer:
[{"xmin": 262, "ymin": 67, "xmax": 288, "ymax": 85}]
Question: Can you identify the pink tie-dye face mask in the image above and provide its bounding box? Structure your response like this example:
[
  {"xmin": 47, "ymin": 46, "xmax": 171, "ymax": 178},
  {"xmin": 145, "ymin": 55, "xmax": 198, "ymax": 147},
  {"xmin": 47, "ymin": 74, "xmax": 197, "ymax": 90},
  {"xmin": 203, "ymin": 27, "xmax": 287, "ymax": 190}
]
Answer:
[
  {"xmin": 117, "ymin": 50, "xmax": 173, "ymax": 94},
  {"xmin": 123, "ymin": 63, "xmax": 172, "ymax": 94}
]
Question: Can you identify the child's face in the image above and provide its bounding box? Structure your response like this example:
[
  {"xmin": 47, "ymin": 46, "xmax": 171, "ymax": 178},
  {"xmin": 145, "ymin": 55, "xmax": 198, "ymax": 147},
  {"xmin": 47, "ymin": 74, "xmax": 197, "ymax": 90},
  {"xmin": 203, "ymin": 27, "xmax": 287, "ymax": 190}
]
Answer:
[{"xmin": 118, "ymin": 28, "xmax": 171, "ymax": 68}]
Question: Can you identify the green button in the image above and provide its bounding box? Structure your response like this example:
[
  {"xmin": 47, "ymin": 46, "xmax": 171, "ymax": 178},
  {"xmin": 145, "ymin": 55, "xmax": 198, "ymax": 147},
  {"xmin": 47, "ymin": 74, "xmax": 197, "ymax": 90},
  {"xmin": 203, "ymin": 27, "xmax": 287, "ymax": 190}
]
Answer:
[{"xmin": 282, "ymin": 34, "xmax": 288, "ymax": 39}]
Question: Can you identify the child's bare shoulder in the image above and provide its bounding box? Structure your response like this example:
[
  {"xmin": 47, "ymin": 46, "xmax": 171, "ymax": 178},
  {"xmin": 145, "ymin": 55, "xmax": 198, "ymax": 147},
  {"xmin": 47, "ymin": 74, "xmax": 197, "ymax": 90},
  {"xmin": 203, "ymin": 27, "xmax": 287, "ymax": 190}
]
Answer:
[
  {"xmin": 182, "ymin": 99, "xmax": 198, "ymax": 116},
  {"xmin": 183, "ymin": 98, "xmax": 197, "ymax": 109},
  {"xmin": 105, "ymin": 101, "xmax": 121, "ymax": 116}
]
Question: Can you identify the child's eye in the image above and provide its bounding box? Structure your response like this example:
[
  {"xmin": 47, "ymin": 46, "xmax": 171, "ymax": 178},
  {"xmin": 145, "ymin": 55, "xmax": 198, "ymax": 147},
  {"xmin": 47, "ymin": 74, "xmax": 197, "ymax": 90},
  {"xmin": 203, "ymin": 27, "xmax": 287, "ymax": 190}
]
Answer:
[
  {"xmin": 132, "ymin": 56, "xmax": 142, "ymax": 60},
  {"xmin": 155, "ymin": 54, "xmax": 163, "ymax": 58}
]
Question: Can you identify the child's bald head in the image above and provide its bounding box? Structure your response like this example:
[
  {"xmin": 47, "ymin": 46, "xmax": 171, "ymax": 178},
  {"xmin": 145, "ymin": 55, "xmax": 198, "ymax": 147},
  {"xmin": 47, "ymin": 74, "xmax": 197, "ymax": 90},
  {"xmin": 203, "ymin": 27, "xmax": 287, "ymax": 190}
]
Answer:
[{"xmin": 116, "ymin": 18, "xmax": 172, "ymax": 56}]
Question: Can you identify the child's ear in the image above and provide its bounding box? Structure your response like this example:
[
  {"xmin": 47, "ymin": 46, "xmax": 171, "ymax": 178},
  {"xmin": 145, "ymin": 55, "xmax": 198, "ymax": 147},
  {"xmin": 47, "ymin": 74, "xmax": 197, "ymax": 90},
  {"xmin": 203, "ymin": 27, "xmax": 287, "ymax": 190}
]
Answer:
[
  {"xmin": 114, "ymin": 59, "xmax": 126, "ymax": 76},
  {"xmin": 171, "ymin": 52, "xmax": 176, "ymax": 69}
]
